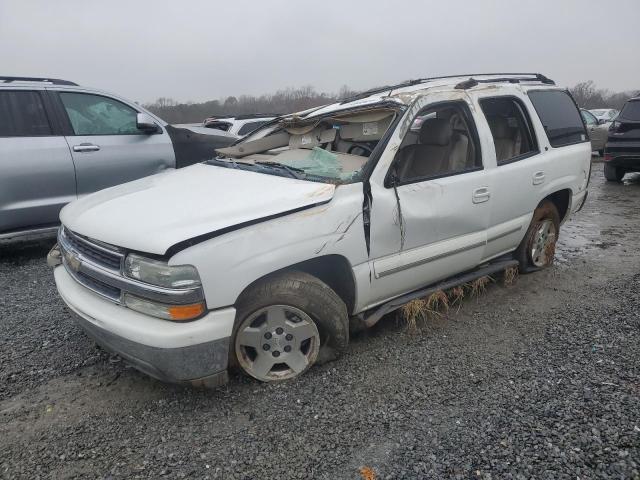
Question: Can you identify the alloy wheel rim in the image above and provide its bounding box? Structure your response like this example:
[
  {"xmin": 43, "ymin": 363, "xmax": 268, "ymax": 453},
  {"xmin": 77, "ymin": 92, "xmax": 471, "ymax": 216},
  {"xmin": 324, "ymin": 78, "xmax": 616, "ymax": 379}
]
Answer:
[
  {"xmin": 235, "ymin": 305, "xmax": 320, "ymax": 382},
  {"xmin": 530, "ymin": 219, "xmax": 557, "ymax": 267}
]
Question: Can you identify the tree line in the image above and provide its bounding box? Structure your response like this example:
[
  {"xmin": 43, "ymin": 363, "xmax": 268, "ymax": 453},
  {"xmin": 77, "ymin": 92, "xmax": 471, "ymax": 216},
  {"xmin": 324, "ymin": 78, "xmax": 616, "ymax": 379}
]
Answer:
[
  {"xmin": 144, "ymin": 85, "xmax": 357, "ymax": 124},
  {"xmin": 144, "ymin": 81, "xmax": 638, "ymax": 124},
  {"xmin": 568, "ymin": 81, "xmax": 637, "ymax": 111}
]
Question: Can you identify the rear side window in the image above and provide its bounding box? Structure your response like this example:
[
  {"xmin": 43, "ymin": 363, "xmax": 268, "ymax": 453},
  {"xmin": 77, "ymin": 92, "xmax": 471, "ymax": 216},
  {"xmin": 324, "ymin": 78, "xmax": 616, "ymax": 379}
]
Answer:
[
  {"xmin": 619, "ymin": 100, "xmax": 640, "ymax": 121},
  {"xmin": 479, "ymin": 97, "xmax": 538, "ymax": 164},
  {"xmin": 205, "ymin": 121, "xmax": 232, "ymax": 131},
  {"xmin": 0, "ymin": 90, "xmax": 52, "ymax": 137},
  {"xmin": 238, "ymin": 120, "xmax": 269, "ymax": 136},
  {"xmin": 59, "ymin": 92, "xmax": 139, "ymax": 135},
  {"xmin": 528, "ymin": 90, "xmax": 587, "ymax": 147}
]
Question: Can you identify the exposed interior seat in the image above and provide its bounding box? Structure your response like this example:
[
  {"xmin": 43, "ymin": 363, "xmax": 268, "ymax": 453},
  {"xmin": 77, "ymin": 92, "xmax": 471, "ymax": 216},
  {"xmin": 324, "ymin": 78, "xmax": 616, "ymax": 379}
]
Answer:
[
  {"xmin": 488, "ymin": 116, "xmax": 519, "ymax": 162},
  {"xmin": 396, "ymin": 118, "xmax": 470, "ymax": 181}
]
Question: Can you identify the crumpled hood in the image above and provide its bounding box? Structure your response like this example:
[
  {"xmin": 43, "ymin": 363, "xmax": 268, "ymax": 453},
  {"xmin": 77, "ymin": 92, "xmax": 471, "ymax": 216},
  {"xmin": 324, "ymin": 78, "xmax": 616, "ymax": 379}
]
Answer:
[{"xmin": 60, "ymin": 164, "xmax": 335, "ymax": 255}]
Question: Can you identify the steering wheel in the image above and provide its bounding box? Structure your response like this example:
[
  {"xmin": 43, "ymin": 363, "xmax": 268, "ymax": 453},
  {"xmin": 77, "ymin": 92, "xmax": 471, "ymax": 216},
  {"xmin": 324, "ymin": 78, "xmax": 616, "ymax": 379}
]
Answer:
[{"xmin": 347, "ymin": 144, "xmax": 373, "ymax": 156}]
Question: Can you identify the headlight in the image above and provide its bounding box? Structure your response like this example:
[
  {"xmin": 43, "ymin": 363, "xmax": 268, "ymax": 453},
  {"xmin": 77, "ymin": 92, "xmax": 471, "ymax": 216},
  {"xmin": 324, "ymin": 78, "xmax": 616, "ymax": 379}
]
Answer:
[
  {"xmin": 124, "ymin": 254, "xmax": 201, "ymax": 289},
  {"xmin": 124, "ymin": 294, "xmax": 205, "ymax": 321}
]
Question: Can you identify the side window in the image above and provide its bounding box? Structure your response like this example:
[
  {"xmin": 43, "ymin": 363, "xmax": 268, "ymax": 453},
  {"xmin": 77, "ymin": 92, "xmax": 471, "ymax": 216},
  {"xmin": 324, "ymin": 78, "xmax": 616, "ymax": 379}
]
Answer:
[
  {"xmin": 205, "ymin": 121, "xmax": 232, "ymax": 131},
  {"xmin": 238, "ymin": 121, "xmax": 268, "ymax": 136},
  {"xmin": 59, "ymin": 92, "xmax": 139, "ymax": 135},
  {"xmin": 528, "ymin": 90, "xmax": 587, "ymax": 147},
  {"xmin": 0, "ymin": 91, "xmax": 52, "ymax": 137},
  {"xmin": 479, "ymin": 97, "xmax": 538, "ymax": 164},
  {"xmin": 392, "ymin": 102, "xmax": 481, "ymax": 184},
  {"xmin": 581, "ymin": 110, "xmax": 597, "ymax": 126}
]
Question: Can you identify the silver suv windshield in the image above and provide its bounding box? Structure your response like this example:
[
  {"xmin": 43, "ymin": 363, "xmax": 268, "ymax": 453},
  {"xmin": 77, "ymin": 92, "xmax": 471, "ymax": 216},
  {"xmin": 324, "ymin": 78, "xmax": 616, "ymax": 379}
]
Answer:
[{"xmin": 208, "ymin": 107, "xmax": 398, "ymax": 184}]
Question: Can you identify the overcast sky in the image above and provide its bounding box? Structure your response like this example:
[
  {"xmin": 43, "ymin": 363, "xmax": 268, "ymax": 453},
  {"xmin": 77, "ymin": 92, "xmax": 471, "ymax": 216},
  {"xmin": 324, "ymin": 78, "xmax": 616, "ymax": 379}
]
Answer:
[{"xmin": 1, "ymin": 0, "xmax": 638, "ymax": 104}]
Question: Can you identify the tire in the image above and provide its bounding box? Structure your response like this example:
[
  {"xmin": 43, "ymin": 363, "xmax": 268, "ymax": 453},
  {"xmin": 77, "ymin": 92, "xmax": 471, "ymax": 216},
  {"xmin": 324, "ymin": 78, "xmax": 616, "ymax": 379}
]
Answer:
[
  {"xmin": 230, "ymin": 271, "xmax": 349, "ymax": 382},
  {"xmin": 515, "ymin": 201, "xmax": 560, "ymax": 273},
  {"xmin": 604, "ymin": 163, "xmax": 625, "ymax": 182}
]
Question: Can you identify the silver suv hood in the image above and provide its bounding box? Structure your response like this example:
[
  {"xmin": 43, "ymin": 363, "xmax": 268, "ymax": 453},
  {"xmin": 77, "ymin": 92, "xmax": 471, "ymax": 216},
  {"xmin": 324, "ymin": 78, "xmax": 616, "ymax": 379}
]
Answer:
[{"xmin": 60, "ymin": 164, "xmax": 335, "ymax": 255}]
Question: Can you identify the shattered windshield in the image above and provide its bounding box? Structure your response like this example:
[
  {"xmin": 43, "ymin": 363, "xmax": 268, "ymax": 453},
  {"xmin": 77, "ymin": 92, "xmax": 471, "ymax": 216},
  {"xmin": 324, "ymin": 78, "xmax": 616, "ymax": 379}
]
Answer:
[{"xmin": 208, "ymin": 107, "xmax": 398, "ymax": 184}]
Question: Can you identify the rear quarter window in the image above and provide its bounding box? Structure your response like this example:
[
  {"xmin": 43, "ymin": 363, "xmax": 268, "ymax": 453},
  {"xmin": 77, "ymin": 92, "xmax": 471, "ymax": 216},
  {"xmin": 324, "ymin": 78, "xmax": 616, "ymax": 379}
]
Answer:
[{"xmin": 528, "ymin": 90, "xmax": 587, "ymax": 147}]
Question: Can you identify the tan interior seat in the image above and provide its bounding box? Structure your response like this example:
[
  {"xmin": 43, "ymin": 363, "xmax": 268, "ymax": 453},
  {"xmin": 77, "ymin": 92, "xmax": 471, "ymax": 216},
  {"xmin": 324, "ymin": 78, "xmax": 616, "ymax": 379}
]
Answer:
[
  {"xmin": 488, "ymin": 117, "xmax": 518, "ymax": 162},
  {"xmin": 396, "ymin": 118, "xmax": 470, "ymax": 181}
]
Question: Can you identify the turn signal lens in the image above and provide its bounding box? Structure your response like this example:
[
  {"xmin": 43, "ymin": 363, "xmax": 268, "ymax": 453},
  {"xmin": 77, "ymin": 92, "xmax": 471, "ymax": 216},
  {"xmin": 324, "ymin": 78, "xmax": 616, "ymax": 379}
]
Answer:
[
  {"xmin": 124, "ymin": 294, "xmax": 205, "ymax": 321},
  {"xmin": 168, "ymin": 303, "xmax": 206, "ymax": 321}
]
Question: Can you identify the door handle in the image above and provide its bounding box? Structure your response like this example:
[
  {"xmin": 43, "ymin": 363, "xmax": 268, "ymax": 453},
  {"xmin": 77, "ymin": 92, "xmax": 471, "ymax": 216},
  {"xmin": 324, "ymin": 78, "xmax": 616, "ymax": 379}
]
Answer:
[
  {"xmin": 472, "ymin": 187, "xmax": 490, "ymax": 204},
  {"xmin": 532, "ymin": 171, "xmax": 545, "ymax": 185},
  {"xmin": 73, "ymin": 143, "xmax": 100, "ymax": 152}
]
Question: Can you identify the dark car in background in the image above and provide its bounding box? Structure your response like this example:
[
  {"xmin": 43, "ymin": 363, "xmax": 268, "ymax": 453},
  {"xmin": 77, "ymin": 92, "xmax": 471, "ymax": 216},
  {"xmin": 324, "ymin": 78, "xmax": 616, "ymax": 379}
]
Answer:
[{"xmin": 603, "ymin": 97, "xmax": 640, "ymax": 182}]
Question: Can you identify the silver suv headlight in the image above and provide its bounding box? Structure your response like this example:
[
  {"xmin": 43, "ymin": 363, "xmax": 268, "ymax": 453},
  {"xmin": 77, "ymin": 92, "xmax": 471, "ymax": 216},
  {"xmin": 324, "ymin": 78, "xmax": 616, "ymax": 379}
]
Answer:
[{"xmin": 124, "ymin": 254, "xmax": 201, "ymax": 289}]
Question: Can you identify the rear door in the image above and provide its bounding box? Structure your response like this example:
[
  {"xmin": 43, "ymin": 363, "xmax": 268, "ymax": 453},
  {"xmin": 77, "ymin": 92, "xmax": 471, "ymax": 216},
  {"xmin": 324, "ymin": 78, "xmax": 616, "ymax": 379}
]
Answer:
[
  {"xmin": 0, "ymin": 89, "xmax": 76, "ymax": 234},
  {"xmin": 54, "ymin": 91, "xmax": 175, "ymax": 196},
  {"xmin": 474, "ymin": 89, "xmax": 590, "ymax": 261}
]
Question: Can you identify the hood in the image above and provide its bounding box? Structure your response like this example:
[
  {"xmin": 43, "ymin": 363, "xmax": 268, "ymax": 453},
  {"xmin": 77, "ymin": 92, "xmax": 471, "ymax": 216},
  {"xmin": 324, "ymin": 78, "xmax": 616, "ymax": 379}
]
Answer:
[{"xmin": 60, "ymin": 164, "xmax": 335, "ymax": 255}]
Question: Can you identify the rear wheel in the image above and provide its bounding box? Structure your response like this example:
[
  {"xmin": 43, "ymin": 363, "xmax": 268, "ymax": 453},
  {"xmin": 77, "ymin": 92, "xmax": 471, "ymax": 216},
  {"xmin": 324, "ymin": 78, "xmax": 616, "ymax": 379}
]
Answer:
[
  {"xmin": 604, "ymin": 163, "xmax": 625, "ymax": 182},
  {"xmin": 231, "ymin": 271, "xmax": 348, "ymax": 382},
  {"xmin": 516, "ymin": 201, "xmax": 560, "ymax": 272}
]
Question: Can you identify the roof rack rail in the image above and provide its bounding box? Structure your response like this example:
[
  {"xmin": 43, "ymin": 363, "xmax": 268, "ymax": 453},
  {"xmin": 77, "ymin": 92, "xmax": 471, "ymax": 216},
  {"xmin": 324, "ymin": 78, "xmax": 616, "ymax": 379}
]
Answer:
[
  {"xmin": 340, "ymin": 73, "xmax": 555, "ymax": 103},
  {"xmin": 455, "ymin": 73, "xmax": 555, "ymax": 89},
  {"xmin": 233, "ymin": 113, "xmax": 279, "ymax": 120},
  {"xmin": 0, "ymin": 76, "xmax": 78, "ymax": 86}
]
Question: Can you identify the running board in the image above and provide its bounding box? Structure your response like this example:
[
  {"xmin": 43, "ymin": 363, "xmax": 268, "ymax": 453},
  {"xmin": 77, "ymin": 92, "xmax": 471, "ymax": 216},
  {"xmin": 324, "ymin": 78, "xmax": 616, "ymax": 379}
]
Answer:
[{"xmin": 362, "ymin": 258, "xmax": 519, "ymax": 328}]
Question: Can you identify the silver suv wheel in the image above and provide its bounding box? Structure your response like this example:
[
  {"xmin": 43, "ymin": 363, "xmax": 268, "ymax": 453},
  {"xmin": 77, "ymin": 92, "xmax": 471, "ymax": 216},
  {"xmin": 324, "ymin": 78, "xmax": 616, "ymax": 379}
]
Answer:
[{"xmin": 235, "ymin": 305, "xmax": 320, "ymax": 382}]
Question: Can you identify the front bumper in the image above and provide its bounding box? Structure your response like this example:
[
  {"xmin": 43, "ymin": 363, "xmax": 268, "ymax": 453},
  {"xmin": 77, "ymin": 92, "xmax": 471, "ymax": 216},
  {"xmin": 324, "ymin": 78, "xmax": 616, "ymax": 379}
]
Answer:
[{"xmin": 54, "ymin": 266, "xmax": 236, "ymax": 386}]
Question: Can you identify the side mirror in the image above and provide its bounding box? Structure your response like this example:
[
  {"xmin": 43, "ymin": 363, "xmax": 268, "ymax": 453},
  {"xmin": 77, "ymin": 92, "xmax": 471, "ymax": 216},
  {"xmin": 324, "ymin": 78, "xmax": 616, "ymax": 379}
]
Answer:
[
  {"xmin": 136, "ymin": 113, "xmax": 161, "ymax": 134},
  {"xmin": 597, "ymin": 118, "xmax": 606, "ymax": 125}
]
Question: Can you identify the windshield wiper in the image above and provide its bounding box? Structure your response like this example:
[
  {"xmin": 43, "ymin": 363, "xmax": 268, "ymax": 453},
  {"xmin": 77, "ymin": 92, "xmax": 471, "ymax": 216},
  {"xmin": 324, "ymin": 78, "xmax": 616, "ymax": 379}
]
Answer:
[
  {"xmin": 256, "ymin": 161, "xmax": 306, "ymax": 179},
  {"xmin": 207, "ymin": 157, "xmax": 252, "ymax": 169}
]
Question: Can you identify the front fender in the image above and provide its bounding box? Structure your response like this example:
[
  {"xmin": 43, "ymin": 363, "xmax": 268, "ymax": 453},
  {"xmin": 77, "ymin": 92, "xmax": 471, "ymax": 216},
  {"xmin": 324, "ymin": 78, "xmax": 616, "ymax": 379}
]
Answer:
[{"xmin": 169, "ymin": 184, "xmax": 367, "ymax": 309}]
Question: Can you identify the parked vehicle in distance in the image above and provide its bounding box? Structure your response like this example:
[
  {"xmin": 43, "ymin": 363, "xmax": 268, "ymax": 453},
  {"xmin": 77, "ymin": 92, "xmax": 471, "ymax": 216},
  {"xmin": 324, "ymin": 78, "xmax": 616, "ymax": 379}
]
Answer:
[
  {"xmin": 580, "ymin": 108, "xmax": 608, "ymax": 155},
  {"xmin": 0, "ymin": 77, "xmax": 236, "ymax": 240},
  {"xmin": 589, "ymin": 108, "xmax": 618, "ymax": 123},
  {"xmin": 203, "ymin": 114, "xmax": 277, "ymax": 136},
  {"xmin": 603, "ymin": 97, "xmax": 640, "ymax": 182},
  {"xmin": 50, "ymin": 73, "xmax": 590, "ymax": 388}
]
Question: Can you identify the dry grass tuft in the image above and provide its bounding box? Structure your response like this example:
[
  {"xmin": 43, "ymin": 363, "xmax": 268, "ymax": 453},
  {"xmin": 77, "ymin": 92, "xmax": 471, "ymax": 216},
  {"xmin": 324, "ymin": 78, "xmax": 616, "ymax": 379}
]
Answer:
[
  {"xmin": 426, "ymin": 290, "xmax": 449, "ymax": 315},
  {"xmin": 503, "ymin": 266, "xmax": 519, "ymax": 286},
  {"xmin": 469, "ymin": 275, "xmax": 492, "ymax": 298},
  {"xmin": 400, "ymin": 298, "xmax": 427, "ymax": 333},
  {"xmin": 447, "ymin": 286, "xmax": 466, "ymax": 307}
]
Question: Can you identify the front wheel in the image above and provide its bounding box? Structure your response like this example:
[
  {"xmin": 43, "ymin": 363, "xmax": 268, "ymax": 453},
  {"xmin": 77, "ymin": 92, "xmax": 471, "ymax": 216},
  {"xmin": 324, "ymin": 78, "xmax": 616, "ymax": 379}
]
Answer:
[
  {"xmin": 515, "ymin": 201, "xmax": 560, "ymax": 272},
  {"xmin": 604, "ymin": 163, "xmax": 625, "ymax": 182},
  {"xmin": 231, "ymin": 271, "xmax": 349, "ymax": 382}
]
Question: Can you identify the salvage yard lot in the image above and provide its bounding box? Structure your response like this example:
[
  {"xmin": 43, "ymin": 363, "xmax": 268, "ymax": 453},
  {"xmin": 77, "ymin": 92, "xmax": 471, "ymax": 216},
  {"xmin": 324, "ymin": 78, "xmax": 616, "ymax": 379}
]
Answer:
[{"xmin": 1, "ymin": 162, "xmax": 639, "ymax": 479}]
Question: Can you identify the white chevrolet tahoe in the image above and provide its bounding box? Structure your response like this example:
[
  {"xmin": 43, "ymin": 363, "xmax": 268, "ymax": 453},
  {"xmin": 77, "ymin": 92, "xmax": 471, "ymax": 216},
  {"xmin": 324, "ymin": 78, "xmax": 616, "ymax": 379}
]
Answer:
[{"xmin": 50, "ymin": 74, "xmax": 591, "ymax": 387}]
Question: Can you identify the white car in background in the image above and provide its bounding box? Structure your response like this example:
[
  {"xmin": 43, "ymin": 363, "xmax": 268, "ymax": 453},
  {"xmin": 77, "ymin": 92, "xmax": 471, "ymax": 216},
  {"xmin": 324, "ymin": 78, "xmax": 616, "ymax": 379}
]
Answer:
[
  {"xmin": 203, "ymin": 114, "xmax": 277, "ymax": 137},
  {"xmin": 50, "ymin": 73, "xmax": 590, "ymax": 388},
  {"xmin": 589, "ymin": 108, "xmax": 618, "ymax": 123}
]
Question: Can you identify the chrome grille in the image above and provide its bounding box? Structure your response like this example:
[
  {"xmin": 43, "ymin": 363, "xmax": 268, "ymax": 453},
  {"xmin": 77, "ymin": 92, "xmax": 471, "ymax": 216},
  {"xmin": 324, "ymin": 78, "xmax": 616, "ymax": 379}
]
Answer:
[
  {"xmin": 57, "ymin": 226, "xmax": 205, "ymax": 307},
  {"xmin": 73, "ymin": 269, "xmax": 121, "ymax": 302},
  {"xmin": 61, "ymin": 227, "xmax": 123, "ymax": 271}
]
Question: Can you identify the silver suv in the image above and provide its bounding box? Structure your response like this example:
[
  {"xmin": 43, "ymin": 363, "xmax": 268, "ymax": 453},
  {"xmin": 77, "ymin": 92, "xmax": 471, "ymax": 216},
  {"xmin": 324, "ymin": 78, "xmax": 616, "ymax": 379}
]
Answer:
[{"xmin": 0, "ymin": 76, "xmax": 236, "ymax": 240}]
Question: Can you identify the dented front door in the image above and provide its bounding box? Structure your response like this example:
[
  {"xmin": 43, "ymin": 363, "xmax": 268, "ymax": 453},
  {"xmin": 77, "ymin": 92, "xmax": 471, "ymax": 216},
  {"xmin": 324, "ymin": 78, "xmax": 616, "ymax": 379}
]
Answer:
[{"xmin": 363, "ymin": 93, "xmax": 491, "ymax": 309}]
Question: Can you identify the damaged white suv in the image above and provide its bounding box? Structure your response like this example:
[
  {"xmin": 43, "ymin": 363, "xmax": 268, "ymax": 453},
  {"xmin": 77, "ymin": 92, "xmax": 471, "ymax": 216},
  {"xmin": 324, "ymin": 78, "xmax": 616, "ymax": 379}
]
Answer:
[{"xmin": 50, "ymin": 73, "xmax": 591, "ymax": 386}]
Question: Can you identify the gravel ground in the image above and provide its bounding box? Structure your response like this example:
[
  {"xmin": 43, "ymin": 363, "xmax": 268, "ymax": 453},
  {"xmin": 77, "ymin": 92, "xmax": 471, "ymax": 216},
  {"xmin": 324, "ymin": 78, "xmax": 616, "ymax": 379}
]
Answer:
[{"xmin": 1, "ymin": 162, "xmax": 639, "ymax": 479}]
